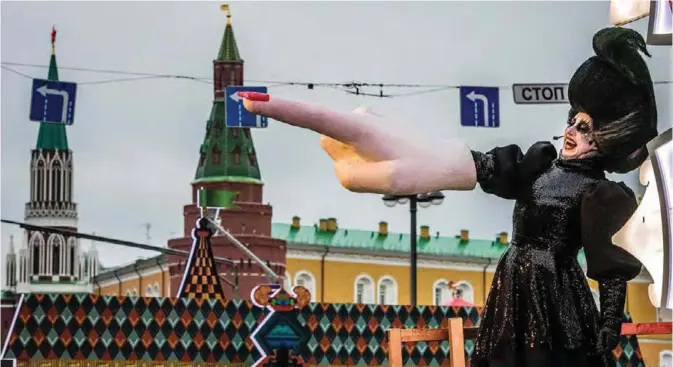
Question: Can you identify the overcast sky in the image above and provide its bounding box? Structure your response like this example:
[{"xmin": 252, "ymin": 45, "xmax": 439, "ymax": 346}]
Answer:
[{"xmin": 1, "ymin": 1, "xmax": 671, "ymax": 269}]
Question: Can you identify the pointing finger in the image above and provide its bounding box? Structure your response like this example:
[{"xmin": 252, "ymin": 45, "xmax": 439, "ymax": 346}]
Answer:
[{"xmin": 240, "ymin": 92, "xmax": 369, "ymax": 145}]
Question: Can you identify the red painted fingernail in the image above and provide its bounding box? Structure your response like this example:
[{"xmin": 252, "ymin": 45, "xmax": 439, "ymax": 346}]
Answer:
[{"xmin": 237, "ymin": 92, "xmax": 270, "ymax": 102}]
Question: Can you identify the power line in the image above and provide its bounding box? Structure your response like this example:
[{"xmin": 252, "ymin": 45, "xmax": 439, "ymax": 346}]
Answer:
[{"xmin": 2, "ymin": 61, "xmax": 671, "ymax": 99}]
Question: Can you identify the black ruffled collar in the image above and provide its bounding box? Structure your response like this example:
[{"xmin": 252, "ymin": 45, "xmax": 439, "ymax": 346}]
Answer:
[{"xmin": 555, "ymin": 156, "xmax": 606, "ymax": 178}]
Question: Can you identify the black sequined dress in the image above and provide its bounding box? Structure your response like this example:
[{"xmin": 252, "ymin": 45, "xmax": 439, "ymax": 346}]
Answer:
[{"xmin": 468, "ymin": 142, "xmax": 642, "ymax": 367}]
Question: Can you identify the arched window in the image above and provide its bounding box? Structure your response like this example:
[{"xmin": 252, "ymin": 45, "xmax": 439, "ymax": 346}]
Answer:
[
  {"xmin": 377, "ymin": 276, "xmax": 398, "ymax": 305},
  {"xmin": 294, "ymin": 271, "xmax": 315, "ymax": 301},
  {"xmin": 211, "ymin": 145, "xmax": 222, "ymax": 165},
  {"xmin": 30, "ymin": 233, "xmax": 45, "ymax": 276},
  {"xmin": 153, "ymin": 283, "xmax": 160, "ymax": 296},
  {"xmin": 591, "ymin": 289, "xmax": 600, "ymax": 311},
  {"xmin": 454, "ymin": 281, "xmax": 474, "ymax": 304},
  {"xmin": 51, "ymin": 159, "xmax": 62, "ymax": 202},
  {"xmin": 145, "ymin": 285, "xmax": 152, "ymax": 297},
  {"xmin": 433, "ymin": 279, "xmax": 452, "ymax": 306},
  {"xmin": 354, "ymin": 274, "xmax": 375, "ymax": 304},
  {"xmin": 37, "ymin": 159, "xmax": 45, "ymax": 201},
  {"xmin": 232, "ymin": 145, "xmax": 241, "ymax": 165},
  {"xmin": 50, "ymin": 236, "xmax": 64, "ymax": 275},
  {"xmin": 661, "ymin": 350, "xmax": 673, "ymax": 367}
]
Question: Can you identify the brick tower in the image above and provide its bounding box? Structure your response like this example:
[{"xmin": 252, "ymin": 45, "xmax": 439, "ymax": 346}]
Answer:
[{"xmin": 167, "ymin": 6, "xmax": 287, "ymax": 299}]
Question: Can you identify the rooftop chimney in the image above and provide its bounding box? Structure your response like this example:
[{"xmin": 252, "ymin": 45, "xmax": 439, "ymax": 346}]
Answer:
[
  {"xmin": 460, "ymin": 229, "xmax": 469, "ymax": 242},
  {"xmin": 327, "ymin": 218, "xmax": 338, "ymax": 232},
  {"xmin": 378, "ymin": 221, "xmax": 388, "ymax": 236},
  {"xmin": 291, "ymin": 216, "xmax": 301, "ymax": 229},
  {"xmin": 420, "ymin": 225, "xmax": 430, "ymax": 240},
  {"xmin": 498, "ymin": 231, "xmax": 508, "ymax": 245}
]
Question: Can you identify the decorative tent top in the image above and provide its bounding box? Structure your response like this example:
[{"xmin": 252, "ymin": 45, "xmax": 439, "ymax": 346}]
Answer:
[{"xmin": 176, "ymin": 217, "xmax": 227, "ymax": 300}]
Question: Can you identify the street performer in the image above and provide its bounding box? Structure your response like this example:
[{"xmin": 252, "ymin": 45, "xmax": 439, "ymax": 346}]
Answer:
[{"xmin": 239, "ymin": 27, "xmax": 658, "ymax": 366}]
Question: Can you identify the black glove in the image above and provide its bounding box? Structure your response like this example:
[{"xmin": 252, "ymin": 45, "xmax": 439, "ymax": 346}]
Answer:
[{"xmin": 596, "ymin": 276, "xmax": 627, "ymax": 356}]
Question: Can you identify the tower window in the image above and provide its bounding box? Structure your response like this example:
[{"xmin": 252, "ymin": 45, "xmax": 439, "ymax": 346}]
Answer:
[
  {"xmin": 211, "ymin": 146, "xmax": 222, "ymax": 165},
  {"xmin": 52, "ymin": 242, "xmax": 60, "ymax": 275},
  {"xmin": 37, "ymin": 160, "xmax": 45, "ymax": 202},
  {"xmin": 231, "ymin": 129, "xmax": 239, "ymax": 138},
  {"xmin": 243, "ymin": 129, "xmax": 251, "ymax": 138},
  {"xmin": 248, "ymin": 153, "xmax": 257, "ymax": 166},
  {"xmin": 32, "ymin": 246, "xmax": 39, "ymax": 275},
  {"xmin": 70, "ymin": 247, "xmax": 75, "ymax": 276},
  {"xmin": 198, "ymin": 153, "xmax": 205, "ymax": 167},
  {"xmin": 232, "ymin": 145, "xmax": 241, "ymax": 165},
  {"xmin": 214, "ymin": 122, "xmax": 222, "ymax": 137}
]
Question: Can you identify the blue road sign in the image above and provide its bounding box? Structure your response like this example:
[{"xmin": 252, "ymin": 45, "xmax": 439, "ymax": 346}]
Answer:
[
  {"xmin": 459, "ymin": 86, "xmax": 500, "ymax": 128},
  {"xmin": 225, "ymin": 86, "xmax": 269, "ymax": 128},
  {"xmin": 29, "ymin": 78, "xmax": 77, "ymax": 125}
]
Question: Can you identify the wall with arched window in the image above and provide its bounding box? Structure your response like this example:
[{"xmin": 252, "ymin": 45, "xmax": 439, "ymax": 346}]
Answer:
[
  {"xmin": 661, "ymin": 350, "xmax": 672, "ymax": 367},
  {"xmin": 432, "ymin": 279, "xmax": 452, "ymax": 305},
  {"xmin": 294, "ymin": 271, "xmax": 316, "ymax": 301},
  {"xmin": 354, "ymin": 274, "xmax": 375, "ymax": 304},
  {"xmin": 377, "ymin": 276, "xmax": 398, "ymax": 305}
]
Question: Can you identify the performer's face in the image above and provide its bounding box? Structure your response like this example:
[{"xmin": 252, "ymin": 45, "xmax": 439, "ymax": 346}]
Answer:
[{"xmin": 561, "ymin": 112, "xmax": 597, "ymax": 160}]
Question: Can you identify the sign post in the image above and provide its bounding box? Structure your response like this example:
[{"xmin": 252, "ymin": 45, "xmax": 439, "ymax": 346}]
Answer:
[
  {"xmin": 29, "ymin": 78, "xmax": 78, "ymax": 125},
  {"xmin": 512, "ymin": 83, "xmax": 568, "ymax": 105},
  {"xmin": 225, "ymin": 86, "xmax": 269, "ymax": 128},
  {"xmin": 459, "ymin": 86, "xmax": 500, "ymax": 128}
]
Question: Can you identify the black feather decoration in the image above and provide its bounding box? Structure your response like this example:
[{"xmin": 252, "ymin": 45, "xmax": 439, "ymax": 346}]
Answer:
[{"xmin": 592, "ymin": 27, "xmax": 653, "ymax": 85}]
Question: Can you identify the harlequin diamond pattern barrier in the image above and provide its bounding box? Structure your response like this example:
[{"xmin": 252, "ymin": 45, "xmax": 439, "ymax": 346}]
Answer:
[{"xmin": 1, "ymin": 294, "xmax": 644, "ymax": 366}]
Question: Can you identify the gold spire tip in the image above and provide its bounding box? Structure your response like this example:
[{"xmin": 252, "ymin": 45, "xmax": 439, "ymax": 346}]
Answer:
[{"xmin": 221, "ymin": 4, "xmax": 231, "ymax": 25}]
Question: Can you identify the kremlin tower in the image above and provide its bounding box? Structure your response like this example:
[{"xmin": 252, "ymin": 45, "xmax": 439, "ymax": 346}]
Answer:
[
  {"xmin": 167, "ymin": 6, "xmax": 287, "ymax": 299},
  {"xmin": 3, "ymin": 28, "xmax": 100, "ymax": 298}
]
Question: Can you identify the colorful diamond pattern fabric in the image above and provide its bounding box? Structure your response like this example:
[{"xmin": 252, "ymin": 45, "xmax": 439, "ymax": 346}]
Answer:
[{"xmin": 2, "ymin": 294, "xmax": 644, "ymax": 366}]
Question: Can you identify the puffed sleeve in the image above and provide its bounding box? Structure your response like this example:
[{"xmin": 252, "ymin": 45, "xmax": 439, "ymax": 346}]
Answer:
[
  {"xmin": 471, "ymin": 141, "xmax": 557, "ymax": 200},
  {"xmin": 581, "ymin": 181, "xmax": 642, "ymax": 333}
]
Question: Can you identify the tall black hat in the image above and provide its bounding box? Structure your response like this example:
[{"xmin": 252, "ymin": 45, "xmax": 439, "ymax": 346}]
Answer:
[{"xmin": 568, "ymin": 27, "xmax": 658, "ymax": 173}]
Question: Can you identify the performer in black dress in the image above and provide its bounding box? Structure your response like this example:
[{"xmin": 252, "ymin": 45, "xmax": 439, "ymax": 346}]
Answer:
[
  {"xmin": 469, "ymin": 27, "xmax": 658, "ymax": 367},
  {"xmin": 239, "ymin": 26, "xmax": 659, "ymax": 367}
]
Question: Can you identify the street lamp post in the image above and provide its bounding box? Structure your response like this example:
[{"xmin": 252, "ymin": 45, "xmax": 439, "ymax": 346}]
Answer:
[{"xmin": 382, "ymin": 191, "xmax": 445, "ymax": 305}]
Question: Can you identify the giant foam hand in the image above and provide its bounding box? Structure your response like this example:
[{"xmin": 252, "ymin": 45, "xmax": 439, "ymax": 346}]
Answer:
[
  {"xmin": 613, "ymin": 159, "xmax": 664, "ymax": 307},
  {"xmin": 239, "ymin": 92, "xmax": 478, "ymax": 195}
]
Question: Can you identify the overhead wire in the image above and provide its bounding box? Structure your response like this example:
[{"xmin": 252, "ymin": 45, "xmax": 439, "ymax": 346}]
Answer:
[{"xmin": 2, "ymin": 61, "xmax": 671, "ymax": 99}]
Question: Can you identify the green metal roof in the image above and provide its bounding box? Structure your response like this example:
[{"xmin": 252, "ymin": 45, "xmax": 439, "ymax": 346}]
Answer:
[
  {"xmin": 193, "ymin": 102, "xmax": 262, "ymax": 181},
  {"xmin": 217, "ymin": 21, "xmax": 241, "ymax": 61},
  {"xmin": 35, "ymin": 54, "xmax": 69, "ymax": 151},
  {"xmin": 271, "ymin": 223, "xmax": 589, "ymax": 266}
]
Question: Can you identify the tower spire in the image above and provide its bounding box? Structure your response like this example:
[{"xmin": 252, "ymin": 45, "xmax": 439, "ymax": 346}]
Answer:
[
  {"xmin": 217, "ymin": 4, "xmax": 241, "ymax": 61},
  {"xmin": 195, "ymin": 4, "xmax": 260, "ymax": 183}
]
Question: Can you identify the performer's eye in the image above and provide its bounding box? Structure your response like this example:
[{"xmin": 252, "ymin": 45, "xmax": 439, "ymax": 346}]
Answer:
[{"xmin": 577, "ymin": 122, "xmax": 592, "ymax": 134}]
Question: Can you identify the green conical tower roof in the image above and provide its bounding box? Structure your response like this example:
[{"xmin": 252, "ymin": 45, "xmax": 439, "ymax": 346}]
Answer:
[
  {"xmin": 217, "ymin": 7, "xmax": 241, "ymax": 61},
  {"xmin": 194, "ymin": 6, "xmax": 261, "ymax": 184},
  {"xmin": 36, "ymin": 29, "xmax": 68, "ymax": 151}
]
